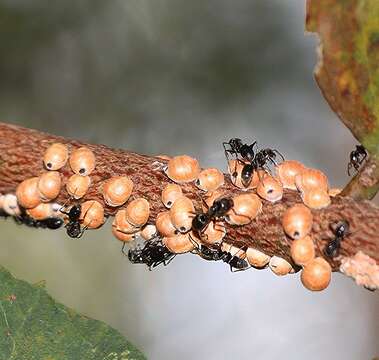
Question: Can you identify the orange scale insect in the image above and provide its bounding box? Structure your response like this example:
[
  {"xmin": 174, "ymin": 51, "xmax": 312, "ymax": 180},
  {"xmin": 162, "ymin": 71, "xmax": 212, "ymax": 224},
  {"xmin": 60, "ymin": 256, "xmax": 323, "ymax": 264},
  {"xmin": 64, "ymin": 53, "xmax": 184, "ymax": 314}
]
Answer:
[
  {"xmin": 114, "ymin": 209, "xmax": 140, "ymax": 234},
  {"xmin": 43, "ymin": 143, "xmax": 69, "ymax": 171},
  {"xmin": 163, "ymin": 233, "xmax": 195, "ymax": 254},
  {"xmin": 26, "ymin": 203, "xmax": 54, "ymax": 220},
  {"xmin": 282, "ymin": 204, "xmax": 313, "ymax": 240},
  {"xmin": 66, "ymin": 174, "xmax": 91, "ymax": 199},
  {"xmin": 169, "ymin": 196, "xmax": 195, "ymax": 233},
  {"xmin": 156, "ymin": 211, "xmax": 178, "ymax": 237},
  {"xmin": 246, "ymin": 248, "xmax": 271, "ymax": 268},
  {"xmin": 226, "ymin": 193, "xmax": 262, "ymax": 226},
  {"xmin": 161, "ymin": 183, "xmax": 183, "ymax": 209},
  {"xmin": 256, "ymin": 174, "xmax": 283, "ymax": 203},
  {"xmin": 102, "ymin": 176, "xmax": 133, "ymax": 207},
  {"xmin": 290, "ymin": 235, "xmax": 315, "ymax": 266},
  {"xmin": 79, "ymin": 200, "xmax": 104, "ymax": 229},
  {"xmin": 269, "ymin": 256, "xmax": 294, "ymax": 276},
  {"xmin": 69, "ymin": 147, "xmax": 96, "ymax": 176},
  {"xmin": 295, "ymin": 167, "xmax": 328, "ymax": 193},
  {"xmin": 301, "ymin": 189, "xmax": 331, "ymax": 210},
  {"xmin": 165, "ymin": 155, "xmax": 200, "ymax": 184},
  {"xmin": 38, "ymin": 171, "xmax": 62, "ymax": 202},
  {"xmin": 195, "ymin": 168, "xmax": 224, "ymax": 192},
  {"xmin": 16, "ymin": 177, "xmax": 41, "ymax": 209},
  {"xmin": 276, "ymin": 160, "xmax": 305, "ymax": 190},
  {"xmin": 125, "ymin": 198, "xmax": 150, "ymax": 228},
  {"xmin": 301, "ymin": 257, "xmax": 332, "ymax": 291}
]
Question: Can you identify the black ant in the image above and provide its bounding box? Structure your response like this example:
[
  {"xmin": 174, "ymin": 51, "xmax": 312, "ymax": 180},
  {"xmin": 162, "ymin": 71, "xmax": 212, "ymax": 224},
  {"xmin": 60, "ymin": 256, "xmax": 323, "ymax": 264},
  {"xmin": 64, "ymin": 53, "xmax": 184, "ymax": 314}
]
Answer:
[
  {"xmin": 13, "ymin": 212, "xmax": 64, "ymax": 230},
  {"xmin": 324, "ymin": 221, "xmax": 350, "ymax": 258},
  {"xmin": 240, "ymin": 148, "xmax": 284, "ymax": 187},
  {"xmin": 128, "ymin": 238, "xmax": 176, "ymax": 270},
  {"xmin": 223, "ymin": 138, "xmax": 257, "ymax": 163},
  {"xmin": 192, "ymin": 242, "xmax": 250, "ymax": 272},
  {"xmin": 254, "ymin": 148, "xmax": 284, "ymax": 169},
  {"xmin": 223, "ymin": 138, "xmax": 284, "ymax": 188},
  {"xmin": 191, "ymin": 197, "xmax": 233, "ymax": 240},
  {"xmin": 60, "ymin": 204, "xmax": 85, "ymax": 238},
  {"xmin": 348, "ymin": 145, "xmax": 367, "ymax": 176}
]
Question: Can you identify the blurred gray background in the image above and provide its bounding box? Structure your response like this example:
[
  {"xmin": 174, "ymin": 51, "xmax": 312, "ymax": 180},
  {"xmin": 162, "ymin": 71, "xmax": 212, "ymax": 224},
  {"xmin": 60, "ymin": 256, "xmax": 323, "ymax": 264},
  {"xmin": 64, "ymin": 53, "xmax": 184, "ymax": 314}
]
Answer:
[{"xmin": 0, "ymin": 1, "xmax": 378, "ymax": 359}]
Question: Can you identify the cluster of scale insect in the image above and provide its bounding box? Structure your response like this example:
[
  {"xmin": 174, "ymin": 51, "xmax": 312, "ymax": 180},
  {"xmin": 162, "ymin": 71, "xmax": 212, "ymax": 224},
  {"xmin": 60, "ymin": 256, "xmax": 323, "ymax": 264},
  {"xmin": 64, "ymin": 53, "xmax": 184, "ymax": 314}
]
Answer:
[
  {"xmin": 139, "ymin": 138, "xmax": 364, "ymax": 290},
  {"xmin": 1, "ymin": 136, "xmax": 366, "ymax": 290},
  {"xmin": 129, "ymin": 139, "xmax": 287, "ymax": 273},
  {"xmin": 0, "ymin": 143, "xmax": 104, "ymax": 238}
]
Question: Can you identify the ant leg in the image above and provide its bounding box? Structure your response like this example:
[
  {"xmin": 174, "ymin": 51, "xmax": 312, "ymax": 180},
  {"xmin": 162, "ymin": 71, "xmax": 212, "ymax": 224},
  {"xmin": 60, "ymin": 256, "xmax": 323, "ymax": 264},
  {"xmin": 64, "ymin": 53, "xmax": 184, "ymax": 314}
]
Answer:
[
  {"xmin": 222, "ymin": 143, "xmax": 232, "ymax": 161},
  {"xmin": 223, "ymin": 142, "xmax": 239, "ymax": 161},
  {"xmin": 273, "ymin": 149, "xmax": 285, "ymax": 162},
  {"xmin": 231, "ymin": 158, "xmax": 247, "ymax": 185},
  {"xmin": 112, "ymin": 224, "xmax": 138, "ymax": 238},
  {"xmin": 151, "ymin": 161, "xmax": 167, "ymax": 172},
  {"xmin": 77, "ymin": 225, "xmax": 89, "ymax": 239},
  {"xmin": 361, "ymin": 150, "xmax": 368, "ymax": 163},
  {"xmin": 193, "ymin": 193, "xmax": 210, "ymax": 213},
  {"xmin": 231, "ymin": 160, "xmax": 238, "ymax": 185},
  {"xmin": 211, "ymin": 222, "xmax": 226, "ymax": 246},
  {"xmin": 230, "ymin": 266, "xmax": 251, "ymax": 273},
  {"xmin": 189, "ymin": 233, "xmax": 201, "ymax": 252},
  {"xmin": 268, "ymin": 156, "xmax": 279, "ymax": 169},
  {"xmin": 165, "ymin": 254, "xmax": 176, "ymax": 266},
  {"xmin": 347, "ymin": 162, "xmax": 352, "ymax": 176},
  {"xmin": 234, "ymin": 244, "xmax": 248, "ymax": 258},
  {"xmin": 354, "ymin": 161, "xmax": 362, "ymax": 172},
  {"xmin": 59, "ymin": 189, "xmax": 80, "ymax": 215},
  {"xmin": 121, "ymin": 242, "xmax": 128, "ymax": 255},
  {"xmin": 226, "ymin": 207, "xmax": 252, "ymax": 225}
]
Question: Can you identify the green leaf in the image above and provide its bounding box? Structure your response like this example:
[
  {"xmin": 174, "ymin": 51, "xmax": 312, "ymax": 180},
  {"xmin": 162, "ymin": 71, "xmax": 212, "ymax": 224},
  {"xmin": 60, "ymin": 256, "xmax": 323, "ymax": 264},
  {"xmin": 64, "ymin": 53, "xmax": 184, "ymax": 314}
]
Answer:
[{"xmin": 0, "ymin": 266, "xmax": 146, "ymax": 360}]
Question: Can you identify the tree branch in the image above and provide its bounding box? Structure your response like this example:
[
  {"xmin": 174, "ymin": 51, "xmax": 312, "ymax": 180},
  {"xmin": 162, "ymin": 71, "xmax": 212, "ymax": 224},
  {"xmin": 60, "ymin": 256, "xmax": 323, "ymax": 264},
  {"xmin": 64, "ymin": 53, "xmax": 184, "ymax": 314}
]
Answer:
[
  {"xmin": 0, "ymin": 122, "xmax": 378, "ymax": 289},
  {"xmin": 306, "ymin": 0, "xmax": 379, "ymax": 201},
  {"xmin": 341, "ymin": 155, "xmax": 379, "ymax": 200}
]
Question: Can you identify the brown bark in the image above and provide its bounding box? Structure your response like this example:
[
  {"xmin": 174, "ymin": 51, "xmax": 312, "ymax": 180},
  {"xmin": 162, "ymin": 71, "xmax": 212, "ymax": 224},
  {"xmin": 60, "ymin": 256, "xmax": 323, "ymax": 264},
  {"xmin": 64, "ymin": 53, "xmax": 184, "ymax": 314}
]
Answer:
[{"xmin": 0, "ymin": 122, "xmax": 379, "ymax": 277}]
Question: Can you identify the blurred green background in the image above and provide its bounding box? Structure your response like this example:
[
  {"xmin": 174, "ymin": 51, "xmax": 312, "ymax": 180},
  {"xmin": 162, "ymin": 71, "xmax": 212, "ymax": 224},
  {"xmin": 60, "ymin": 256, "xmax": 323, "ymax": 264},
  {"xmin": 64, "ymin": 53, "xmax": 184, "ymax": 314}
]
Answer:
[{"xmin": 0, "ymin": 1, "xmax": 378, "ymax": 359}]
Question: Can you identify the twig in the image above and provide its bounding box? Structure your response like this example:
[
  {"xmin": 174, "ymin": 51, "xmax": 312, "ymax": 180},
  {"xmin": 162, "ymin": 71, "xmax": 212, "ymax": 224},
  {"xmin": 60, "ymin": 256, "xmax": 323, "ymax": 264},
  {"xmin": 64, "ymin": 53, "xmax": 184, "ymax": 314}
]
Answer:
[{"xmin": 0, "ymin": 122, "xmax": 378, "ymax": 287}]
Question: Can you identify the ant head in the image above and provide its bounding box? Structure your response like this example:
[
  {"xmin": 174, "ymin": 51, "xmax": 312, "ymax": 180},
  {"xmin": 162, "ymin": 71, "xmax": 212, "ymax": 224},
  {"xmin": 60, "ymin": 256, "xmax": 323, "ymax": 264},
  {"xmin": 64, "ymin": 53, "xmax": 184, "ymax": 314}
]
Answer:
[
  {"xmin": 230, "ymin": 138, "xmax": 243, "ymax": 148},
  {"xmin": 128, "ymin": 249, "xmax": 144, "ymax": 263},
  {"xmin": 192, "ymin": 213, "xmax": 210, "ymax": 232},
  {"xmin": 69, "ymin": 204, "xmax": 81, "ymax": 220},
  {"xmin": 66, "ymin": 222, "xmax": 82, "ymax": 238},
  {"xmin": 217, "ymin": 198, "xmax": 234, "ymax": 213},
  {"xmin": 334, "ymin": 220, "xmax": 349, "ymax": 238}
]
